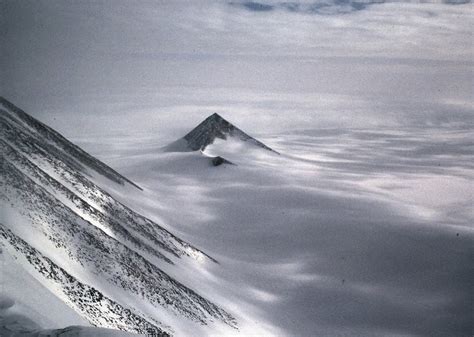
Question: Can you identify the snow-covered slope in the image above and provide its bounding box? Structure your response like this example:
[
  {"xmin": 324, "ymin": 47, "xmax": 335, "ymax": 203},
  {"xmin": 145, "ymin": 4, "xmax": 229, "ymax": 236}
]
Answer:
[
  {"xmin": 2, "ymin": 97, "xmax": 472, "ymax": 337},
  {"xmin": 98, "ymin": 124, "xmax": 473, "ymax": 337},
  {"xmin": 0, "ymin": 98, "xmax": 236, "ymax": 336}
]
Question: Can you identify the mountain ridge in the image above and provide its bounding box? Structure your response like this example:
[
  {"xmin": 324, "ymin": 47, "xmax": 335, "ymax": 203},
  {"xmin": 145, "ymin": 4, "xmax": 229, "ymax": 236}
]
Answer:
[
  {"xmin": 0, "ymin": 97, "xmax": 142, "ymax": 190},
  {"xmin": 166, "ymin": 113, "xmax": 279, "ymax": 154},
  {"xmin": 0, "ymin": 97, "xmax": 237, "ymax": 335}
]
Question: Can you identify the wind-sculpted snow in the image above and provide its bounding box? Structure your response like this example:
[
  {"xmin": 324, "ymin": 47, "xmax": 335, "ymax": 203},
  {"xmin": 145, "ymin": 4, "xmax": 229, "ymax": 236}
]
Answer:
[
  {"xmin": 0, "ymin": 110, "xmax": 213, "ymax": 262},
  {"xmin": 0, "ymin": 140, "xmax": 173, "ymax": 264},
  {"xmin": 167, "ymin": 112, "xmax": 279, "ymax": 154},
  {"xmin": 0, "ymin": 98, "xmax": 236, "ymax": 334},
  {"xmin": 0, "ymin": 97, "xmax": 142, "ymax": 190},
  {"xmin": 0, "ymin": 148, "xmax": 234, "ymax": 328},
  {"xmin": 0, "ymin": 225, "xmax": 169, "ymax": 336}
]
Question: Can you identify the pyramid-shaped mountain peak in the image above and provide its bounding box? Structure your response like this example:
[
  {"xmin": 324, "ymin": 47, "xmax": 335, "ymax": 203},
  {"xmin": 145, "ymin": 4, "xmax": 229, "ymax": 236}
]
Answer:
[
  {"xmin": 209, "ymin": 112, "xmax": 223, "ymax": 119},
  {"xmin": 170, "ymin": 113, "xmax": 278, "ymax": 153}
]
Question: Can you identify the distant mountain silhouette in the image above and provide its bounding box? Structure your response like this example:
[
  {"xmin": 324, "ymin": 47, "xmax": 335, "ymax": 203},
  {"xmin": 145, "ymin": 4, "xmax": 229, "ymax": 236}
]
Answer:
[{"xmin": 165, "ymin": 113, "xmax": 279, "ymax": 154}]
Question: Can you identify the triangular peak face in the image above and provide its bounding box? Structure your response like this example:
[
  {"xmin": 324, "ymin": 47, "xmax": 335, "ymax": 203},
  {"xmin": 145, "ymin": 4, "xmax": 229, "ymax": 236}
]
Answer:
[
  {"xmin": 209, "ymin": 112, "xmax": 224, "ymax": 120},
  {"xmin": 173, "ymin": 113, "xmax": 278, "ymax": 154},
  {"xmin": 188, "ymin": 113, "xmax": 234, "ymax": 132}
]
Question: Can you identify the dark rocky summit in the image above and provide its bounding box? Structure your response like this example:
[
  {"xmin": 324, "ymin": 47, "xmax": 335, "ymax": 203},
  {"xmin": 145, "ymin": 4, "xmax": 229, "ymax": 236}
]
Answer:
[{"xmin": 168, "ymin": 113, "xmax": 279, "ymax": 154}]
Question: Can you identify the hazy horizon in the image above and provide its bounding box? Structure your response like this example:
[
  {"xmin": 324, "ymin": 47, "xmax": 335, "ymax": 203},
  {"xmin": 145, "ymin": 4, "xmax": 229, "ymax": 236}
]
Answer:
[
  {"xmin": 1, "ymin": 1, "xmax": 473, "ymax": 336},
  {"xmin": 1, "ymin": 0, "xmax": 473, "ymax": 139}
]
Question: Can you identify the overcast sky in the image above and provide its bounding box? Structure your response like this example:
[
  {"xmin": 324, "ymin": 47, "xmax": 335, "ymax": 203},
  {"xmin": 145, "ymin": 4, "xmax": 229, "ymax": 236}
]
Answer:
[
  {"xmin": 1, "ymin": 2, "xmax": 473, "ymax": 336},
  {"xmin": 1, "ymin": 0, "xmax": 473, "ymax": 137}
]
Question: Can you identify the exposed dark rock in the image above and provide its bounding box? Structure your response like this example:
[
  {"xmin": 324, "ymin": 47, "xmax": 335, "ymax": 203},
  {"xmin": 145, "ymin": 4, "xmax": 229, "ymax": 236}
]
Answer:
[
  {"xmin": 0, "ymin": 97, "xmax": 142, "ymax": 190},
  {"xmin": 0, "ymin": 97, "xmax": 237, "ymax": 333},
  {"xmin": 0, "ymin": 225, "xmax": 170, "ymax": 336},
  {"xmin": 170, "ymin": 113, "xmax": 279, "ymax": 154},
  {"xmin": 211, "ymin": 156, "xmax": 234, "ymax": 166}
]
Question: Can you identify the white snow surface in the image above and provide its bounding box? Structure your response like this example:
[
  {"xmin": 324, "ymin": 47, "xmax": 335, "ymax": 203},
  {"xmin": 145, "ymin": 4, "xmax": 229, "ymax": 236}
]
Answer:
[
  {"xmin": 0, "ymin": 249, "xmax": 136, "ymax": 337},
  {"xmin": 76, "ymin": 125, "xmax": 474, "ymax": 337},
  {"xmin": 0, "ymin": 100, "xmax": 236, "ymax": 336},
  {"xmin": 0, "ymin": 247, "xmax": 87, "ymax": 329},
  {"xmin": 1, "ymin": 97, "xmax": 473, "ymax": 336}
]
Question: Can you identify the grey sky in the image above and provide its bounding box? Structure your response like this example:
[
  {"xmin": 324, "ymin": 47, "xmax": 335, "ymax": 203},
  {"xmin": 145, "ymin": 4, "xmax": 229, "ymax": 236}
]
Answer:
[
  {"xmin": 1, "ymin": 0, "xmax": 472, "ymax": 137},
  {"xmin": 1, "ymin": 2, "xmax": 473, "ymax": 336}
]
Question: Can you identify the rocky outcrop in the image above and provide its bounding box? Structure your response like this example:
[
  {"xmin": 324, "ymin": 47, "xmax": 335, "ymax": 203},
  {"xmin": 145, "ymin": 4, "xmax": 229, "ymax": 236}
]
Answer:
[
  {"xmin": 0, "ymin": 98, "xmax": 237, "ymax": 334},
  {"xmin": 167, "ymin": 113, "xmax": 279, "ymax": 154}
]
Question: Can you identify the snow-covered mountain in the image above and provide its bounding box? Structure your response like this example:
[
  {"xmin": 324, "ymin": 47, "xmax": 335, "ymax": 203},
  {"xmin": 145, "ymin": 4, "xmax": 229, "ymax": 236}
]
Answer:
[
  {"xmin": 165, "ymin": 113, "xmax": 279, "ymax": 155},
  {"xmin": 2, "ymin": 97, "xmax": 472, "ymax": 337},
  {"xmin": 0, "ymin": 98, "xmax": 237, "ymax": 336}
]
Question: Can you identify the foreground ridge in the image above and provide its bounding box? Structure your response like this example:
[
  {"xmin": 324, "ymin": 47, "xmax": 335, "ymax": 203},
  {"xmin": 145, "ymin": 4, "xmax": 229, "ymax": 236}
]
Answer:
[
  {"xmin": 0, "ymin": 98, "xmax": 237, "ymax": 334},
  {"xmin": 0, "ymin": 97, "xmax": 143, "ymax": 190},
  {"xmin": 0, "ymin": 224, "xmax": 170, "ymax": 336}
]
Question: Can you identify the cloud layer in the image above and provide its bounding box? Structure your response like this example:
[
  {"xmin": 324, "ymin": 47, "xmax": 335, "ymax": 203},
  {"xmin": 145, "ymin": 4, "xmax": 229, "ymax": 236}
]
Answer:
[
  {"xmin": 1, "ymin": 2, "xmax": 473, "ymax": 335},
  {"xmin": 1, "ymin": 0, "xmax": 472, "ymax": 135},
  {"xmin": 91, "ymin": 126, "xmax": 473, "ymax": 337}
]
